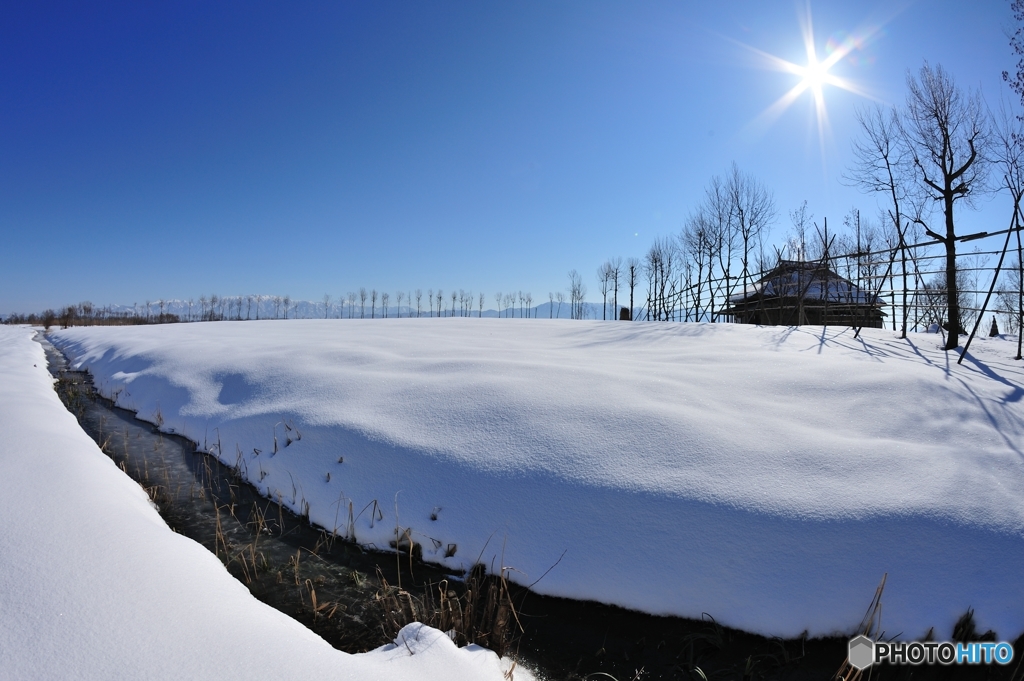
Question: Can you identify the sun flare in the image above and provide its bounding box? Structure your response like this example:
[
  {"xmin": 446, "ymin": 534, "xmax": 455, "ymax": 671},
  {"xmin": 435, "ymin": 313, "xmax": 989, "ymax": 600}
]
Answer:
[
  {"xmin": 730, "ymin": 2, "xmax": 883, "ymax": 167},
  {"xmin": 798, "ymin": 56, "xmax": 830, "ymax": 92}
]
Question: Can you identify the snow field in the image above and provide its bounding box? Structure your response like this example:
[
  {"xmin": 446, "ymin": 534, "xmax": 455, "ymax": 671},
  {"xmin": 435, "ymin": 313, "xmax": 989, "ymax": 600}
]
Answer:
[{"xmin": 51, "ymin": 318, "xmax": 1024, "ymax": 640}]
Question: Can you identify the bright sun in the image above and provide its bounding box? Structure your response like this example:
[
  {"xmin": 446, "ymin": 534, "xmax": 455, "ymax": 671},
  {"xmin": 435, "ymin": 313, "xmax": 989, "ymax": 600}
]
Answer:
[
  {"xmin": 730, "ymin": 2, "xmax": 879, "ymax": 165},
  {"xmin": 798, "ymin": 56, "xmax": 830, "ymax": 92}
]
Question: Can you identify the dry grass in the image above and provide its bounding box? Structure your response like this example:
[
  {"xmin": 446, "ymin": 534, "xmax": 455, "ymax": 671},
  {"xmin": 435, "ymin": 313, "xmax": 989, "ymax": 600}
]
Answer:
[
  {"xmin": 374, "ymin": 561, "xmax": 524, "ymax": 658},
  {"xmin": 832, "ymin": 573, "xmax": 887, "ymax": 681}
]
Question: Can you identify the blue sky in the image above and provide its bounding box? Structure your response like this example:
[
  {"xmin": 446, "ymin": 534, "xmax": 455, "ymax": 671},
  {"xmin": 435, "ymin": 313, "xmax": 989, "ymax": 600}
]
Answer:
[{"xmin": 1, "ymin": 0, "xmax": 1018, "ymax": 313}]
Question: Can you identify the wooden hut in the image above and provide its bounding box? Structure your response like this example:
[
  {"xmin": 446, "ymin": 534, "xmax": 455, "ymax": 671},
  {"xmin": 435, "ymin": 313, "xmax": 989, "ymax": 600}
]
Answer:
[{"xmin": 721, "ymin": 260, "xmax": 886, "ymax": 327}]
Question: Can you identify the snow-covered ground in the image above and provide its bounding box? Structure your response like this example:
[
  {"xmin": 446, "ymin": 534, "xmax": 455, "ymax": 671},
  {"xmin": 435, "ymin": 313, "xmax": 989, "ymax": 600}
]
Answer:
[
  {"xmin": 50, "ymin": 319, "xmax": 1024, "ymax": 641},
  {"xmin": 0, "ymin": 325, "xmax": 529, "ymax": 680}
]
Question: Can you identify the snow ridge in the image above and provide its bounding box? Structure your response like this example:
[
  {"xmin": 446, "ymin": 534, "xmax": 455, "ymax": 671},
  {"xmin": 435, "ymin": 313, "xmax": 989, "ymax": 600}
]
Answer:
[{"xmin": 52, "ymin": 319, "xmax": 1024, "ymax": 640}]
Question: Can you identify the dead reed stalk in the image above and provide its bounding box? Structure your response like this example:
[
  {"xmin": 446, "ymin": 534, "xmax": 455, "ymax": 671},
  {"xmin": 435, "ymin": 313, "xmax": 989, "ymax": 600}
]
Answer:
[{"xmin": 833, "ymin": 573, "xmax": 887, "ymax": 681}]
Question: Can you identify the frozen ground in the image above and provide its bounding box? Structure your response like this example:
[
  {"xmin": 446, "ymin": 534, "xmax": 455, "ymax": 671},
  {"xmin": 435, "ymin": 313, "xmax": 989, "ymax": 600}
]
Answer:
[
  {"xmin": 50, "ymin": 319, "xmax": 1024, "ymax": 641},
  {"xmin": 0, "ymin": 325, "xmax": 528, "ymax": 680}
]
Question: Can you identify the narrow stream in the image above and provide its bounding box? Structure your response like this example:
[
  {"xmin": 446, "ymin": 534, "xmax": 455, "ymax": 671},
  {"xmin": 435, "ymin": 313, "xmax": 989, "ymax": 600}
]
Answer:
[
  {"xmin": 40, "ymin": 333, "xmax": 851, "ymax": 681},
  {"xmin": 41, "ymin": 334, "xmax": 460, "ymax": 654}
]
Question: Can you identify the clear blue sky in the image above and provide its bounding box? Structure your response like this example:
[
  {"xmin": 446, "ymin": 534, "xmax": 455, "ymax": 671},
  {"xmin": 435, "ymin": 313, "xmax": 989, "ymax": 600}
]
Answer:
[{"xmin": 1, "ymin": 0, "xmax": 1017, "ymax": 313}]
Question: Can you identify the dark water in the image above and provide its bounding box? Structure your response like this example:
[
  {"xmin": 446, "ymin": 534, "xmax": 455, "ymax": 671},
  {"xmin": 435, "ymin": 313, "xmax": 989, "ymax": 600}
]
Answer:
[{"xmin": 46, "ymin": 333, "xmax": 1004, "ymax": 681}]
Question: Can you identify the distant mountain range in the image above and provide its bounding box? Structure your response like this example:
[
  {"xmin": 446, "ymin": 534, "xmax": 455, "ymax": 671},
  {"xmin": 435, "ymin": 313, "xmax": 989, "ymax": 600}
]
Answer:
[{"xmin": 88, "ymin": 297, "xmax": 638, "ymax": 322}]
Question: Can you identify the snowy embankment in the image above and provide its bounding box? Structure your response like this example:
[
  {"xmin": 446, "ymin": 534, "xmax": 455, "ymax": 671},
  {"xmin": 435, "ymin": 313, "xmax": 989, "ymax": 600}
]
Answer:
[
  {"xmin": 0, "ymin": 325, "xmax": 525, "ymax": 681},
  {"xmin": 52, "ymin": 319, "xmax": 1024, "ymax": 641}
]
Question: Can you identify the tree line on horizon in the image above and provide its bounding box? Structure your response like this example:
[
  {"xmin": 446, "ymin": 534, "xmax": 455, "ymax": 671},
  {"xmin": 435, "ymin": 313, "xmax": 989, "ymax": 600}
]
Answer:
[{"xmin": 3, "ymin": 289, "xmax": 587, "ymax": 328}]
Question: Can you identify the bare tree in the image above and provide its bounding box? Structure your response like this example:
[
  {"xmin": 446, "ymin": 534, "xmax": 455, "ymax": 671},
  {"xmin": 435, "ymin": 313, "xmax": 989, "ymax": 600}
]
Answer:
[
  {"xmin": 900, "ymin": 62, "xmax": 990, "ymax": 349},
  {"xmin": 609, "ymin": 256, "xmax": 622, "ymax": 318},
  {"xmin": 478, "ymin": 292, "xmax": 485, "ymax": 317},
  {"xmin": 359, "ymin": 288, "xmax": 367, "ymax": 318},
  {"xmin": 568, "ymin": 270, "xmax": 587, "ymax": 320},
  {"xmin": 597, "ymin": 262, "xmax": 611, "ymax": 320},
  {"xmin": 371, "ymin": 290, "xmax": 378, "ymax": 318},
  {"xmin": 382, "ymin": 292, "xmax": 389, "ymax": 318},
  {"xmin": 524, "ymin": 292, "xmax": 533, "ymax": 317},
  {"xmin": 704, "ymin": 174, "xmax": 737, "ymax": 317},
  {"xmin": 846, "ymin": 104, "xmax": 914, "ymax": 337},
  {"xmin": 323, "ymin": 294, "xmax": 332, "ymax": 319},
  {"xmin": 644, "ymin": 237, "xmax": 676, "ymax": 321},
  {"xmin": 789, "ymin": 201, "xmax": 813, "ymax": 261},
  {"xmin": 678, "ymin": 256, "xmax": 695, "ymax": 321},
  {"xmin": 415, "ymin": 289, "xmax": 423, "ymax": 317},
  {"xmin": 494, "ymin": 292, "xmax": 502, "ymax": 318},
  {"xmin": 726, "ymin": 163, "xmax": 777, "ymax": 302},
  {"xmin": 436, "ymin": 290, "xmax": 444, "ymax": 317},
  {"xmin": 555, "ymin": 291, "xmax": 565, "ymax": 318},
  {"xmin": 841, "ymin": 208, "xmax": 882, "ymax": 295},
  {"xmin": 347, "ymin": 292, "xmax": 356, "ymax": 318},
  {"xmin": 681, "ymin": 212, "xmax": 715, "ymax": 321},
  {"xmin": 396, "ymin": 291, "xmax": 403, "ymax": 318},
  {"xmin": 669, "ymin": 174, "xmax": 741, "ymax": 321},
  {"xmin": 626, "ymin": 257, "xmax": 640, "ymax": 321}
]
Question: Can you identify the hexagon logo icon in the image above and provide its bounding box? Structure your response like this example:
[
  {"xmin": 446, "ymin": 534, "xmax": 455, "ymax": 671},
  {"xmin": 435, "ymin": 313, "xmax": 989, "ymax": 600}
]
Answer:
[{"xmin": 848, "ymin": 635, "xmax": 875, "ymax": 670}]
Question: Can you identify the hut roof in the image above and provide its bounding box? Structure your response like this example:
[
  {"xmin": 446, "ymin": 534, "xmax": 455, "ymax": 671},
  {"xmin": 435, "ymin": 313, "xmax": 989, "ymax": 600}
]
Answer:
[{"xmin": 728, "ymin": 260, "xmax": 881, "ymax": 307}]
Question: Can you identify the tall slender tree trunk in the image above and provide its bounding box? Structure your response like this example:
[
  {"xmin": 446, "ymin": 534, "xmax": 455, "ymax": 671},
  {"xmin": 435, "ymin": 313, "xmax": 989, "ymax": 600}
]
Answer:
[{"xmin": 944, "ymin": 194, "xmax": 960, "ymax": 350}]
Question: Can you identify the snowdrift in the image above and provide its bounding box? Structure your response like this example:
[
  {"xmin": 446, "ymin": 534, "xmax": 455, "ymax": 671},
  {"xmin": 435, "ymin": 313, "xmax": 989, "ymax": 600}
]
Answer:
[
  {"xmin": 0, "ymin": 325, "xmax": 525, "ymax": 680},
  {"xmin": 52, "ymin": 319, "xmax": 1024, "ymax": 640}
]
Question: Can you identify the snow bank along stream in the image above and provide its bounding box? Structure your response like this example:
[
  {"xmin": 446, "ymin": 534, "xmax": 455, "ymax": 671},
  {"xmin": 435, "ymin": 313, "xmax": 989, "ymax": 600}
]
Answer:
[
  {"xmin": 51, "ymin": 318, "xmax": 1024, "ymax": 640},
  {"xmin": 0, "ymin": 325, "xmax": 528, "ymax": 681},
  {"xmin": 44, "ymin": 339, "xmax": 404, "ymax": 652}
]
